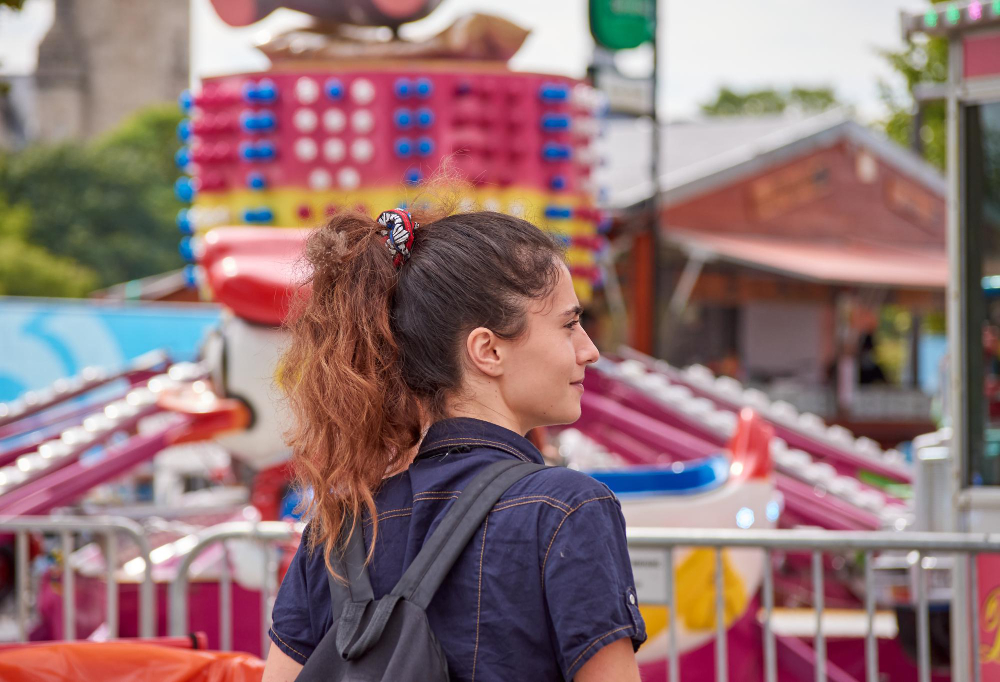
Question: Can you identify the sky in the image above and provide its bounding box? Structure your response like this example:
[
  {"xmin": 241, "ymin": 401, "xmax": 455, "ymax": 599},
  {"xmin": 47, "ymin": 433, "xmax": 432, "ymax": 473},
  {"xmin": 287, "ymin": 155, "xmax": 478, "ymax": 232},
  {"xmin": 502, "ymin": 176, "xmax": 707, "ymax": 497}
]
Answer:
[{"xmin": 0, "ymin": 0, "xmax": 928, "ymax": 122}]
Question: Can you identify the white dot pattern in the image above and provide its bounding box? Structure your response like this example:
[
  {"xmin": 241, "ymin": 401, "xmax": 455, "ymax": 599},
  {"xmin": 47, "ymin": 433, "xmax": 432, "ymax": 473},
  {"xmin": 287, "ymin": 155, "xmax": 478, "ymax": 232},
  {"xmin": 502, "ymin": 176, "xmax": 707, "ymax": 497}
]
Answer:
[
  {"xmin": 323, "ymin": 138, "xmax": 345, "ymax": 162},
  {"xmin": 323, "ymin": 109, "xmax": 346, "ymax": 133},
  {"xmin": 296, "ymin": 77, "xmax": 320, "ymax": 104},
  {"xmin": 295, "ymin": 137, "xmax": 318, "ymax": 162},
  {"xmin": 351, "ymin": 109, "xmax": 374, "ymax": 134}
]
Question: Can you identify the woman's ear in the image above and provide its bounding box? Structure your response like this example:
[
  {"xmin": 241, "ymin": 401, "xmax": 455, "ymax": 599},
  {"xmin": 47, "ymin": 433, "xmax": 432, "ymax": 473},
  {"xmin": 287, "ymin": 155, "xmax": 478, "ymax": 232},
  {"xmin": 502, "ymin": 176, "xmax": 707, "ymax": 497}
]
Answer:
[{"xmin": 465, "ymin": 327, "xmax": 503, "ymax": 378}]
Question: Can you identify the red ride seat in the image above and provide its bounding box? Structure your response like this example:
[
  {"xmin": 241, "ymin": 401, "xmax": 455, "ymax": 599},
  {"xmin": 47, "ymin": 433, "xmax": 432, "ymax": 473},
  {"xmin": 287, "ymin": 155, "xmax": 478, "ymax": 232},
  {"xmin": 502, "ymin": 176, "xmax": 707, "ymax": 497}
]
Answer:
[{"xmin": 200, "ymin": 227, "xmax": 311, "ymax": 326}]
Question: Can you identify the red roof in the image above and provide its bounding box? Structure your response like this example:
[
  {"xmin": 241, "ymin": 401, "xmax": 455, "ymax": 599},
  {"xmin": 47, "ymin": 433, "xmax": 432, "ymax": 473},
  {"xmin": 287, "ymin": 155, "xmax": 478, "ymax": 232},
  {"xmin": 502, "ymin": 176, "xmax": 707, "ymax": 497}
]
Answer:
[{"xmin": 668, "ymin": 229, "xmax": 946, "ymax": 289}]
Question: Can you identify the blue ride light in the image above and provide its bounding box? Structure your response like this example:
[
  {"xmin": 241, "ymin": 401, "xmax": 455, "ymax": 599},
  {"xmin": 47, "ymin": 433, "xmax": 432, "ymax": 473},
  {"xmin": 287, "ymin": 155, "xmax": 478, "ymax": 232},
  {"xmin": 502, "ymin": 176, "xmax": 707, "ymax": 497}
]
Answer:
[
  {"xmin": 549, "ymin": 175, "xmax": 567, "ymax": 190},
  {"xmin": 541, "ymin": 113, "xmax": 571, "ymax": 131},
  {"xmin": 178, "ymin": 236, "xmax": 196, "ymax": 262},
  {"xmin": 174, "ymin": 178, "xmax": 196, "ymax": 203},
  {"xmin": 243, "ymin": 79, "xmax": 277, "ymax": 104},
  {"xmin": 544, "ymin": 205, "xmax": 573, "ymax": 220},
  {"xmin": 394, "ymin": 138, "xmax": 413, "ymax": 157},
  {"xmin": 183, "ymin": 264, "xmax": 199, "ymax": 288},
  {"xmin": 246, "ymin": 172, "xmax": 267, "ymax": 190},
  {"xmin": 177, "ymin": 119, "xmax": 192, "ymax": 142},
  {"xmin": 415, "ymin": 108, "xmax": 434, "ymax": 128},
  {"xmin": 416, "ymin": 137, "xmax": 434, "ymax": 156},
  {"xmin": 550, "ymin": 233, "xmax": 572, "ymax": 247},
  {"xmin": 239, "ymin": 141, "xmax": 276, "ymax": 162},
  {"xmin": 542, "ymin": 143, "xmax": 572, "ymax": 161},
  {"xmin": 240, "ymin": 110, "xmax": 276, "ymax": 132},
  {"xmin": 394, "ymin": 108, "xmax": 412, "ymax": 129},
  {"xmin": 415, "ymin": 78, "xmax": 433, "ymax": 98},
  {"xmin": 324, "ymin": 78, "xmax": 344, "ymax": 100},
  {"xmin": 176, "ymin": 209, "xmax": 193, "ymax": 235},
  {"xmin": 178, "ymin": 89, "xmax": 194, "ymax": 114},
  {"xmin": 174, "ymin": 147, "xmax": 191, "ymax": 169},
  {"xmin": 394, "ymin": 78, "xmax": 412, "ymax": 99},
  {"xmin": 242, "ymin": 207, "xmax": 274, "ymax": 224},
  {"xmin": 538, "ymin": 82, "xmax": 569, "ymax": 102},
  {"xmin": 404, "ymin": 168, "xmax": 422, "ymax": 185}
]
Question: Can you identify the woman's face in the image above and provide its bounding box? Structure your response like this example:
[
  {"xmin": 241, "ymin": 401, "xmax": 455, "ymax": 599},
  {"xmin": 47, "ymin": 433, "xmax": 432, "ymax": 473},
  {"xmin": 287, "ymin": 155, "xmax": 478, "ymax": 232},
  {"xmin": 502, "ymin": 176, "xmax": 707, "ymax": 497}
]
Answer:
[{"xmin": 496, "ymin": 263, "xmax": 600, "ymax": 432}]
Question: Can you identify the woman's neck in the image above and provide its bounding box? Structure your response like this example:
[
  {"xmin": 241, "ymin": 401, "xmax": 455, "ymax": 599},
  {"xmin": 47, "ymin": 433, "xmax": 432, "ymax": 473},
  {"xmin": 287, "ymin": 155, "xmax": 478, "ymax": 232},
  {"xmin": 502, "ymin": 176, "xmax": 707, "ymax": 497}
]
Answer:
[{"xmin": 442, "ymin": 392, "xmax": 526, "ymax": 436}]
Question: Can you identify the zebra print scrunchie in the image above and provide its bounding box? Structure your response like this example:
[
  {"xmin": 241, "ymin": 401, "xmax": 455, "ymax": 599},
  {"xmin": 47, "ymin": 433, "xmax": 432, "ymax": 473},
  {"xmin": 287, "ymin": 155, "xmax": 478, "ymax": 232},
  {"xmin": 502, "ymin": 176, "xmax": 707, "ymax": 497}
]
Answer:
[{"xmin": 376, "ymin": 208, "xmax": 419, "ymax": 268}]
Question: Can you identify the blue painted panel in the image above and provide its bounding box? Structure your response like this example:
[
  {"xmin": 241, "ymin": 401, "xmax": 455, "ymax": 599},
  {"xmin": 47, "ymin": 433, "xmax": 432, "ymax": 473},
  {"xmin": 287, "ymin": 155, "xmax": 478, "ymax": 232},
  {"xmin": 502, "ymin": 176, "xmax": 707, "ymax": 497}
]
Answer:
[
  {"xmin": 587, "ymin": 455, "xmax": 730, "ymax": 497},
  {"xmin": 0, "ymin": 298, "xmax": 221, "ymax": 402}
]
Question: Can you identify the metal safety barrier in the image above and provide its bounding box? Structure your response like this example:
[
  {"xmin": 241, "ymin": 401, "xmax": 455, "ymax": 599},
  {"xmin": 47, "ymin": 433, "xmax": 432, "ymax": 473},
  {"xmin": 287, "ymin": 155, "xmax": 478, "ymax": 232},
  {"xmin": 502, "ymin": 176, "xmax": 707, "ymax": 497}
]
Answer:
[
  {"xmin": 0, "ymin": 515, "xmax": 155, "ymax": 641},
  {"xmin": 168, "ymin": 521, "xmax": 303, "ymax": 656},
  {"xmin": 627, "ymin": 527, "xmax": 1000, "ymax": 682}
]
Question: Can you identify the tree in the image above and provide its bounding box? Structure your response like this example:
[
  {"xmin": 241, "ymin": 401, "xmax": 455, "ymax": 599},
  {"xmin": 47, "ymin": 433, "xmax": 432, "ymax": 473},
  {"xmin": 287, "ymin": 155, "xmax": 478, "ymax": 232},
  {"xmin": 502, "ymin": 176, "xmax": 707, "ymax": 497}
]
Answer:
[
  {"xmin": 0, "ymin": 105, "xmax": 186, "ymax": 289},
  {"xmin": 876, "ymin": 7, "xmax": 948, "ymax": 170},
  {"xmin": 700, "ymin": 86, "xmax": 839, "ymax": 117},
  {"xmin": 0, "ymin": 194, "xmax": 97, "ymax": 297}
]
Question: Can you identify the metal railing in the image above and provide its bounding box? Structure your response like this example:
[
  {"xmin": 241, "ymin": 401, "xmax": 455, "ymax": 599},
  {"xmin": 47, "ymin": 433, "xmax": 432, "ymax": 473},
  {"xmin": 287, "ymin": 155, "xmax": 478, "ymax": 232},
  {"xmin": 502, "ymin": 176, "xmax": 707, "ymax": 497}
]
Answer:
[
  {"xmin": 168, "ymin": 521, "xmax": 303, "ymax": 656},
  {"xmin": 626, "ymin": 527, "xmax": 1000, "ymax": 682},
  {"xmin": 0, "ymin": 516, "xmax": 155, "ymax": 641}
]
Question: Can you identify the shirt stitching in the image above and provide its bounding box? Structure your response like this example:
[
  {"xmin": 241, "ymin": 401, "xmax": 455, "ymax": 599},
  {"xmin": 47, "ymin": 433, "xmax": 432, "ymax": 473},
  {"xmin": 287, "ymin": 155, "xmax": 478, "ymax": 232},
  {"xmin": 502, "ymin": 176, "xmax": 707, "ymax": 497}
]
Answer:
[
  {"xmin": 471, "ymin": 514, "xmax": 489, "ymax": 682},
  {"xmin": 492, "ymin": 498, "xmax": 571, "ymax": 514},
  {"xmin": 362, "ymin": 507, "xmax": 414, "ymax": 527},
  {"xmin": 540, "ymin": 495, "xmax": 616, "ymax": 585},
  {"xmin": 496, "ymin": 494, "xmax": 570, "ymax": 512},
  {"xmin": 567, "ymin": 625, "xmax": 636, "ymax": 675},
  {"xmin": 269, "ymin": 627, "xmax": 308, "ymax": 663},
  {"xmin": 363, "ymin": 510, "xmax": 414, "ymax": 527}
]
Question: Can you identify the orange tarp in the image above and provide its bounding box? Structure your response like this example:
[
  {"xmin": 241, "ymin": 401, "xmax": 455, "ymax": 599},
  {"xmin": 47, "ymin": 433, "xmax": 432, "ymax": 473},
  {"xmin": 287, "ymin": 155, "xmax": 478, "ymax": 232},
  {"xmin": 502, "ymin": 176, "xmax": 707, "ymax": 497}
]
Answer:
[{"xmin": 0, "ymin": 642, "xmax": 264, "ymax": 682}]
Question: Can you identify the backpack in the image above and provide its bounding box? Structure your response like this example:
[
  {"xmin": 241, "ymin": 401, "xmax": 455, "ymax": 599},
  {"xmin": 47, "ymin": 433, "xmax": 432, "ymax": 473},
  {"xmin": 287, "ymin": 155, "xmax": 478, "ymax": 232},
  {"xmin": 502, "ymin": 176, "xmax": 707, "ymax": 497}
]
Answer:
[{"xmin": 294, "ymin": 458, "xmax": 545, "ymax": 682}]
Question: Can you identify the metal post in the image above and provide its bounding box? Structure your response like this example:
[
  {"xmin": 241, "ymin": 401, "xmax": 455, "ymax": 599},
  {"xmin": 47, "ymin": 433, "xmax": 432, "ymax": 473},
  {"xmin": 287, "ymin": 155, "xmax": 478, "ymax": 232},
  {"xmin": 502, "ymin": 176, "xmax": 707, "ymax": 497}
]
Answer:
[
  {"xmin": 665, "ymin": 547, "xmax": 679, "ymax": 682},
  {"xmin": 813, "ymin": 552, "xmax": 825, "ymax": 682},
  {"xmin": 261, "ymin": 541, "xmax": 278, "ymax": 658},
  {"xmin": 220, "ymin": 541, "xmax": 232, "ymax": 651},
  {"xmin": 15, "ymin": 530, "xmax": 27, "ymax": 642},
  {"xmin": 762, "ymin": 549, "xmax": 776, "ymax": 682},
  {"xmin": 972, "ymin": 552, "xmax": 982, "ymax": 682},
  {"xmin": 61, "ymin": 531, "xmax": 75, "ymax": 641},
  {"xmin": 916, "ymin": 553, "xmax": 931, "ymax": 682},
  {"xmin": 864, "ymin": 550, "xmax": 878, "ymax": 681},
  {"xmin": 105, "ymin": 531, "xmax": 118, "ymax": 638},
  {"xmin": 715, "ymin": 548, "xmax": 727, "ymax": 682}
]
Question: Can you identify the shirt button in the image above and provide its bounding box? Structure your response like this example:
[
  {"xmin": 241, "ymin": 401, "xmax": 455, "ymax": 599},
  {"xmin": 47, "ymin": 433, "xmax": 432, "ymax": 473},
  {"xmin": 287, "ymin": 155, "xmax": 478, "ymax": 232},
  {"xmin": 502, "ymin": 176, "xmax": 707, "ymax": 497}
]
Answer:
[{"xmin": 628, "ymin": 593, "xmax": 636, "ymax": 605}]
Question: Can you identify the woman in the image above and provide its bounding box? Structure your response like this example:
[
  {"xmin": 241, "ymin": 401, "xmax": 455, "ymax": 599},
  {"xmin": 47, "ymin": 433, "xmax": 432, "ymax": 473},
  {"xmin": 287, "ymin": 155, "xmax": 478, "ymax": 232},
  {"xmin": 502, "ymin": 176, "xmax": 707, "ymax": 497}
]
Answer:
[{"xmin": 263, "ymin": 208, "xmax": 645, "ymax": 681}]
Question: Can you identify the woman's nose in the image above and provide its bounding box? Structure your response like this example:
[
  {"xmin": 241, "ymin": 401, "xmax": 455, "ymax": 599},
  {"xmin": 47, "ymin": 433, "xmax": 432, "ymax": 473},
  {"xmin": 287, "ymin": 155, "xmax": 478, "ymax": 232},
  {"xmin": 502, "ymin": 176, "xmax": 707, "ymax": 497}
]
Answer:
[{"xmin": 579, "ymin": 332, "xmax": 600, "ymax": 365}]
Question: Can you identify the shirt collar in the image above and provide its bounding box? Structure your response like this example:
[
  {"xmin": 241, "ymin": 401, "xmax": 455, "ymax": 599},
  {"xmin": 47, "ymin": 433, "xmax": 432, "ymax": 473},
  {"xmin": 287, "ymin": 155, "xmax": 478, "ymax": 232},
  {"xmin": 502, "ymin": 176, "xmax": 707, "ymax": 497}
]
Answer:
[{"xmin": 416, "ymin": 417, "xmax": 545, "ymax": 465}]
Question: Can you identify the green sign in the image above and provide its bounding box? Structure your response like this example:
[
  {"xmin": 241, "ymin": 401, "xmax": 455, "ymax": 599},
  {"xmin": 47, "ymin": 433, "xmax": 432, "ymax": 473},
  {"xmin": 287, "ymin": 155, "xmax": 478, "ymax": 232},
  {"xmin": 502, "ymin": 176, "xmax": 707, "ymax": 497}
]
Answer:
[{"xmin": 590, "ymin": 0, "xmax": 655, "ymax": 50}]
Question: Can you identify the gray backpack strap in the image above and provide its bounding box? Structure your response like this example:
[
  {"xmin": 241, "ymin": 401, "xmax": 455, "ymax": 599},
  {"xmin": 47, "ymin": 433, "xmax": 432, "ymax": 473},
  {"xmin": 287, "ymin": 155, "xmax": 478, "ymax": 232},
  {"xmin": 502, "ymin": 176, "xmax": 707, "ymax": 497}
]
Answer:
[
  {"xmin": 328, "ymin": 519, "xmax": 375, "ymax": 655},
  {"xmin": 341, "ymin": 459, "xmax": 544, "ymax": 659}
]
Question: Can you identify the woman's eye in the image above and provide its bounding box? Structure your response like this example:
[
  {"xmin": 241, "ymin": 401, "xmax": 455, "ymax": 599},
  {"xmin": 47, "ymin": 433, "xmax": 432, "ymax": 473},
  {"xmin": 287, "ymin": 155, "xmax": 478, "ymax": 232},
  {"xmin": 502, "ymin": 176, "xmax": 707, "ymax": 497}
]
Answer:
[{"xmin": 565, "ymin": 319, "xmax": 580, "ymax": 329}]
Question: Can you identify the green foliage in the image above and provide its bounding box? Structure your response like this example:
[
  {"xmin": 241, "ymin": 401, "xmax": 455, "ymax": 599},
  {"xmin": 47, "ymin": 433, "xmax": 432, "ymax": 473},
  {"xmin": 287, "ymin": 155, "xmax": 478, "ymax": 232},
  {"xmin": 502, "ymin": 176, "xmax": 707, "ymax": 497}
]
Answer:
[
  {"xmin": 0, "ymin": 194, "xmax": 97, "ymax": 297},
  {"xmin": 0, "ymin": 1, "xmax": 25, "ymax": 9},
  {"xmin": 700, "ymin": 86, "xmax": 839, "ymax": 117},
  {"xmin": 0, "ymin": 105, "xmax": 186, "ymax": 292},
  {"xmin": 877, "ymin": 4, "xmax": 949, "ymax": 170}
]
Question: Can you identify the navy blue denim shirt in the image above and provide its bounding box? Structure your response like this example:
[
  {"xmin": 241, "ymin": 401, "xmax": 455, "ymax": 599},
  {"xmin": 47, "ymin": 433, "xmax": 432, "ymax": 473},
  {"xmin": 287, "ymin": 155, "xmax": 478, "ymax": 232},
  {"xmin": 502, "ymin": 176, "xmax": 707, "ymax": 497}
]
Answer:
[{"xmin": 270, "ymin": 417, "xmax": 646, "ymax": 681}]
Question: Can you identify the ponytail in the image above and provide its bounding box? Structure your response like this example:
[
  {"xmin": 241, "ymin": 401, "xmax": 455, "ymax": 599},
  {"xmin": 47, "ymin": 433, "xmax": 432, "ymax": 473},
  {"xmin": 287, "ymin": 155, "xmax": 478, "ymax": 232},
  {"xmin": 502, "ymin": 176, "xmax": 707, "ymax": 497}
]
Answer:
[{"xmin": 281, "ymin": 210, "xmax": 422, "ymax": 573}]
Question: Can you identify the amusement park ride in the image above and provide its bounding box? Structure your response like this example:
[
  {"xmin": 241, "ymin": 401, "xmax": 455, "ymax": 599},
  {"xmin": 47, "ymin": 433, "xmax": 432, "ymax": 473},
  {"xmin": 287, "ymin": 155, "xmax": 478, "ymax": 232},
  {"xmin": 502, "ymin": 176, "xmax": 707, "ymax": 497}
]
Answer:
[{"xmin": 1, "ymin": 0, "xmax": 999, "ymax": 680}]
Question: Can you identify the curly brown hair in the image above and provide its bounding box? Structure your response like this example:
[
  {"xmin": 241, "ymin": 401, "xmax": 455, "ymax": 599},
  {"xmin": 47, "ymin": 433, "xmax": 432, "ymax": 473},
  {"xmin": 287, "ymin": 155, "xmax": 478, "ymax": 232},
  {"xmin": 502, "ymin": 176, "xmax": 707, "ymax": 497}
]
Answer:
[{"xmin": 281, "ymin": 207, "xmax": 563, "ymax": 574}]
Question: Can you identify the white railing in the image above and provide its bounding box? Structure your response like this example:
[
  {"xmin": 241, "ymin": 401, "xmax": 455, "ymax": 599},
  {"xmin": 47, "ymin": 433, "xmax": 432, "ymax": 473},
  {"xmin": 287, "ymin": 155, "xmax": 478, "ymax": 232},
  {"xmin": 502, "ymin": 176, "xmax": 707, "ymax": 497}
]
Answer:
[
  {"xmin": 0, "ymin": 516, "xmax": 155, "ymax": 641},
  {"xmin": 168, "ymin": 521, "xmax": 303, "ymax": 656},
  {"xmin": 627, "ymin": 527, "xmax": 999, "ymax": 682}
]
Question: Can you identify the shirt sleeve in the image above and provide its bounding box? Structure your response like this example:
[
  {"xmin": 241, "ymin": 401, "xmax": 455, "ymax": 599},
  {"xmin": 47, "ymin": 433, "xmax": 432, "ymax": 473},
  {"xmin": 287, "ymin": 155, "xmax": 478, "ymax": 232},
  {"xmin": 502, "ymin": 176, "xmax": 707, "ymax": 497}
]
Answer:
[
  {"xmin": 269, "ymin": 538, "xmax": 321, "ymax": 664},
  {"xmin": 542, "ymin": 495, "xmax": 647, "ymax": 680}
]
